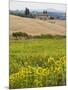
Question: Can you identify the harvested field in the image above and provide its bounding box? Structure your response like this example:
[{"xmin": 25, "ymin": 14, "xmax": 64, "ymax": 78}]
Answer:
[{"xmin": 10, "ymin": 15, "xmax": 66, "ymax": 36}]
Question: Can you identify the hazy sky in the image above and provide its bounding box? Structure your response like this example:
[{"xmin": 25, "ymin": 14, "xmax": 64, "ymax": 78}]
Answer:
[{"xmin": 10, "ymin": 0, "xmax": 66, "ymax": 12}]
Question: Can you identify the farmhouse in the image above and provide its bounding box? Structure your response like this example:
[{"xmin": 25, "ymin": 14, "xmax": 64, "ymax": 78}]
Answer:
[{"xmin": 35, "ymin": 11, "xmax": 49, "ymax": 20}]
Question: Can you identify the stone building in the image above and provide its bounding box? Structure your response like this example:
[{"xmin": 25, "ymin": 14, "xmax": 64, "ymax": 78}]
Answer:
[{"xmin": 35, "ymin": 11, "xmax": 49, "ymax": 20}]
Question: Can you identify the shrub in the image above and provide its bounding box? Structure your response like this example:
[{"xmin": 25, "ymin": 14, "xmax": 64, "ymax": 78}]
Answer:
[
  {"xmin": 12, "ymin": 32, "xmax": 66, "ymax": 39},
  {"xmin": 12, "ymin": 32, "xmax": 28, "ymax": 39},
  {"xmin": 50, "ymin": 16, "xmax": 55, "ymax": 19}
]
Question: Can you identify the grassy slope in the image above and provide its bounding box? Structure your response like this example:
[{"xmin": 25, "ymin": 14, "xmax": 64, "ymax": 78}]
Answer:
[{"xmin": 10, "ymin": 39, "xmax": 66, "ymax": 57}]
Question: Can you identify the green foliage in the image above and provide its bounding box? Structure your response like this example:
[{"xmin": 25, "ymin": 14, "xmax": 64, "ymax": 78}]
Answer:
[
  {"xmin": 10, "ymin": 8, "xmax": 35, "ymax": 18},
  {"xmin": 12, "ymin": 32, "xmax": 28, "ymax": 39},
  {"xmin": 9, "ymin": 38, "xmax": 66, "ymax": 88},
  {"xmin": 12, "ymin": 32, "xmax": 66, "ymax": 39},
  {"xmin": 50, "ymin": 16, "xmax": 55, "ymax": 19},
  {"xmin": 24, "ymin": 8, "xmax": 30, "ymax": 16},
  {"xmin": 9, "ymin": 56, "xmax": 66, "ymax": 88}
]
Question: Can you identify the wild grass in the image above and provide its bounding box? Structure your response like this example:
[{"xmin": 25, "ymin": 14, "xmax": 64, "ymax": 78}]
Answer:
[{"xmin": 9, "ymin": 38, "xmax": 66, "ymax": 88}]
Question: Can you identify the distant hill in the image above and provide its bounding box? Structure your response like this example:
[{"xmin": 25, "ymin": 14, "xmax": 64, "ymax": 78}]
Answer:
[
  {"xmin": 10, "ymin": 15, "xmax": 66, "ymax": 36},
  {"xmin": 31, "ymin": 11, "xmax": 66, "ymax": 20}
]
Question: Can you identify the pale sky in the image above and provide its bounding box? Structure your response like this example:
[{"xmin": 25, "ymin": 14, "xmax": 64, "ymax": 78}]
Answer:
[{"xmin": 10, "ymin": 0, "xmax": 66, "ymax": 12}]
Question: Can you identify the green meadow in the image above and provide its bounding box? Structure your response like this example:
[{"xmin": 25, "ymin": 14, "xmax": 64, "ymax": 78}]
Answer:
[{"xmin": 9, "ymin": 38, "xmax": 66, "ymax": 88}]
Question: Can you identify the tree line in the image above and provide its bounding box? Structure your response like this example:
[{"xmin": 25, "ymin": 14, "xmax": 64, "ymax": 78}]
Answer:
[
  {"xmin": 12, "ymin": 32, "xmax": 66, "ymax": 40},
  {"xmin": 10, "ymin": 8, "xmax": 56, "ymax": 19},
  {"xmin": 10, "ymin": 8, "xmax": 35, "ymax": 18}
]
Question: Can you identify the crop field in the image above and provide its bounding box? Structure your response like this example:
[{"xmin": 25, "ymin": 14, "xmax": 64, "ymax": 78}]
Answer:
[
  {"xmin": 10, "ymin": 15, "xmax": 66, "ymax": 36},
  {"xmin": 9, "ymin": 38, "xmax": 66, "ymax": 88}
]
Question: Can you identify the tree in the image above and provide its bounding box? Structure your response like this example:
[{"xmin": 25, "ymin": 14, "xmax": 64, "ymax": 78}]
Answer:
[
  {"xmin": 12, "ymin": 32, "xmax": 28, "ymax": 39},
  {"xmin": 50, "ymin": 16, "xmax": 54, "ymax": 19},
  {"xmin": 12, "ymin": 32, "xmax": 18, "ymax": 39},
  {"xmin": 43, "ymin": 10, "xmax": 47, "ymax": 14},
  {"xmin": 24, "ymin": 8, "xmax": 30, "ymax": 16}
]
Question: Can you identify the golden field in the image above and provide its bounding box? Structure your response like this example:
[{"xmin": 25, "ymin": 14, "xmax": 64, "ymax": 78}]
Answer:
[{"xmin": 10, "ymin": 15, "xmax": 66, "ymax": 36}]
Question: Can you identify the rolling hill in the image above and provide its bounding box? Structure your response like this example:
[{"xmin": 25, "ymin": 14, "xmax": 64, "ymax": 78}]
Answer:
[{"xmin": 10, "ymin": 15, "xmax": 66, "ymax": 36}]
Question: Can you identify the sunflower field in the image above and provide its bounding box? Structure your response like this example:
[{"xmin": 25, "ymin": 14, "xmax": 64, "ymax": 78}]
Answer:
[{"xmin": 9, "ymin": 38, "xmax": 66, "ymax": 89}]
